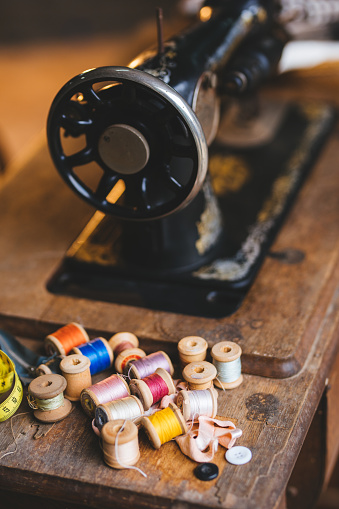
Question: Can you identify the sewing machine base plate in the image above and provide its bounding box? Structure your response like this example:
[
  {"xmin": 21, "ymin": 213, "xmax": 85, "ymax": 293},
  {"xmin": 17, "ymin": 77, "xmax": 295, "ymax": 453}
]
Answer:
[{"xmin": 48, "ymin": 101, "xmax": 335, "ymax": 318}]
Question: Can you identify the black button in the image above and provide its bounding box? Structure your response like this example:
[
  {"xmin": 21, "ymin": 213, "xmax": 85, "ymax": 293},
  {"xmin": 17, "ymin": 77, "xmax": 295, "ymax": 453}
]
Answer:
[{"xmin": 194, "ymin": 462, "xmax": 219, "ymax": 481}]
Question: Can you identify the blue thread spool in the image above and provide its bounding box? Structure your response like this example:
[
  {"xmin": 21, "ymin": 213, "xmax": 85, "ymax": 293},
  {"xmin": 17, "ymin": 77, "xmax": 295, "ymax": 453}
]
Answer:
[{"xmin": 72, "ymin": 337, "xmax": 113, "ymax": 375}]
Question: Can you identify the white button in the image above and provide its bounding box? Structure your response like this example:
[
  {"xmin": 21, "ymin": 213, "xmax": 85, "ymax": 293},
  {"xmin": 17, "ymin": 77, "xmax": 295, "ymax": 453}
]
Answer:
[{"xmin": 225, "ymin": 446, "xmax": 252, "ymax": 465}]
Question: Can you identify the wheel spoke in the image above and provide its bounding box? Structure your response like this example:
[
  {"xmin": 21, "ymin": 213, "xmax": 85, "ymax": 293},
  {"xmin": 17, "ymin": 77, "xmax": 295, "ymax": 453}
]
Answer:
[
  {"xmin": 60, "ymin": 114, "xmax": 92, "ymax": 137},
  {"xmin": 95, "ymin": 172, "xmax": 120, "ymax": 201},
  {"xmin": 82, "ymin": 85, "xmax": 102, "ymax": 106},
  {"xmin": 163, "ymin": 173, "xmax": 184, "ymax": 197},
  {"xmin": 65, "ymin": 146, "xmax": 95, "ymax": 167}
]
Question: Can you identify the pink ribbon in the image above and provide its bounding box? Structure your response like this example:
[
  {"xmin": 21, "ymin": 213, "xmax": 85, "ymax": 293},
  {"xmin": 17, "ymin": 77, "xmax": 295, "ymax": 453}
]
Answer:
[{"xmin": 175, "ymin": 416, "xmax": 242, "ymax": 462}]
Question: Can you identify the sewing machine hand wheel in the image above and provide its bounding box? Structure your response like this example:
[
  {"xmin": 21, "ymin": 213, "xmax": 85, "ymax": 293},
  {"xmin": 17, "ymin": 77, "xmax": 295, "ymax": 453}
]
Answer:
[{"xmin": 47, "ymin": 66, "xmax": 208, "ymax": 220}]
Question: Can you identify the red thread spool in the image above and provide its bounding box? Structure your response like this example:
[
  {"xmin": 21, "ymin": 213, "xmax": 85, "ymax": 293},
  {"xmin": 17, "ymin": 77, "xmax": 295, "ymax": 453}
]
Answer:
[
  {"xmin": 108, "ymin": 332, "xmax": 146, "ymax": 373},
  {"xmin": 130, "ymin": 367, "xmax": 175, "ymax": 410},
  {"xmin": 45, "ymin": 323, "xmax": 89, "ymax": 356}
]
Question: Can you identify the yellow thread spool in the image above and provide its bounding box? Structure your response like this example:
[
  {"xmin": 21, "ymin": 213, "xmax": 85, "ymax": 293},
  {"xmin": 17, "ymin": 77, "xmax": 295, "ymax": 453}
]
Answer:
[
  {"xmin": 28, "ymin": 374, "xmax": 72, "ymax": 423},
  {"xmin": 60, "ymin": 354, "xmax": 92, "ymax": 401},
  {"xmin": 101, "ymin": 419, "xmax": 140, "ymax": 469},
  {"xmin": 182, "ymin": 361, "xmax": 217, "ymax": 390},
  {"xmin": 177, "ymin": 336, "xmax": 208, "ymax": 368},
  {"xmin": 141, "ymin": 403, "xmax": 187, "ymax": 449}
]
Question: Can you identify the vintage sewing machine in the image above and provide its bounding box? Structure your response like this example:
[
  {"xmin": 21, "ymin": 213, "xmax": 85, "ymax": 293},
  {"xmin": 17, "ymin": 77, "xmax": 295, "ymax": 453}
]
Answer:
[{"xmin": 45, "ymin": 0, "xmax": 334, "ymax": 318}]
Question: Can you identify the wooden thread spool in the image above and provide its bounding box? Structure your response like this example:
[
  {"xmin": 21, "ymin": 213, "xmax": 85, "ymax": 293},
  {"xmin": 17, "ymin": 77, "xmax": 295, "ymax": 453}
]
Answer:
[
  {"xmin": 128, "ymin": 351, "xmax": 174, "ymax": 380},
  {"xmin": 141, "ymin": 402, "xmax": 187, "ymax": 450},
  {"xmin": 109, "ymin": 331, "xmax": 146, "ymax": 374},
  {"xmin": 60, "ymin": 354, "xmax": 92, "ymax": 401},
  {"xmin": 177, "ymin": 336, "xmax": 208, "ymax": 367},
  {"xmin": 211, "ymin": 341, "xmax": 243, "ymax": 389},
  {"xmin": 176, "ymin": 387, "xmax": 218, "ymax": 421},
  {"xmin": 45, "ymin": 322, "xmax": 89, "ymax": 356},
  {"xmin": 72, "ymin": 337, "xmax": 113, "ymax": 375},
  {"xmin": 28, "ymin": 374, "xmax": 72, "ymax": 423},
  {"xmin": 35, "ymin": 355, "xmax": 65, "ymax": 376},
  {"xmin": 182, "ymin": 361, "xmax": 217, "ymax": 390},
  {"xmin": 129, "ymin": 367, "xmax": 176, "ymax": 411},
  {"xmin": 101, "ymin": 419, "xmax": 140, "ymax": 469},
  {"xmin": 95, "ymin": 395, "xmax": 144, "ymax": 431},
  {"xmin": 81, "ymin": 374, "xmax": 130, "ymax": 417}
]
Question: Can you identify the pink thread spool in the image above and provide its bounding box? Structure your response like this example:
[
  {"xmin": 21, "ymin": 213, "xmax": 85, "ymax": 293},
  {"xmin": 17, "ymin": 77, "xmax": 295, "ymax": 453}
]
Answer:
[
  {"xmin": 80, "ymin": 374, "xmax": 130, "ymax": 417},
  {"xmin": 108, "ymin": 332, "xmax": 146, "ymax": 373},
  {"xmin": 130, "ymin": 367, "xmax": 176, "ymax": 410},
  {"xmin": 128, "ymin": 351, "xmax": 174, "ymax": 380}
]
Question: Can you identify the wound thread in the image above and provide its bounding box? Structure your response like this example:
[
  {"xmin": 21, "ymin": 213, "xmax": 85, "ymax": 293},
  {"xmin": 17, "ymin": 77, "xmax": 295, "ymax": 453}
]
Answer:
[
  {"xmin": 147, "ymin": 407, "xmax": 183, "ymax": 445},
  {"xmin": 95, "ymin": 396, "xmax": 144, "ymax": 430},
  {"xmin": 143, "ymin": 373, "xmax": 170, "ymax": 405},
  {"xmin": 73, "ymin": 337, "xmax": 113, "ymax": 375},
  {"xmin": 45, "ymin": 323, "xmax": 89, "ymax": 356},
  {"xmin": 28, "ymin": 392, "xmax": 64, "ymax": 411},
  {"xmin": 81, "ymin": 374, "xmax": 130, "ymax": 417},
  {"xmin": 129, "ymin": 351, "xmax": 173, "ymax": 379}
]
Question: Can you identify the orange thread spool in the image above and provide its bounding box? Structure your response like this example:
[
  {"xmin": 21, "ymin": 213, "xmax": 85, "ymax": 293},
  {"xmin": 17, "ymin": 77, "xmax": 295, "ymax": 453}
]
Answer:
[{"xmin": 45, "ymin": 323, "xmax": 89, "ymax": 356}]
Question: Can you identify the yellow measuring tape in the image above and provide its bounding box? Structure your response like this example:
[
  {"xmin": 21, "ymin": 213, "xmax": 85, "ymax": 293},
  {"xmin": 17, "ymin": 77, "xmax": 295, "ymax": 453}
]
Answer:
[{"xmin": 0, "ymin": 350, "xmax": 23, "ymax": 422}]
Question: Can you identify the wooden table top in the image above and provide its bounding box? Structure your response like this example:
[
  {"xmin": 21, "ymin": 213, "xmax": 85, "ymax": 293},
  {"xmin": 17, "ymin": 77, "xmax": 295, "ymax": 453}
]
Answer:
[{"xmin": 0, "ymin": 43, "xmax": 339, "ymax": 508}]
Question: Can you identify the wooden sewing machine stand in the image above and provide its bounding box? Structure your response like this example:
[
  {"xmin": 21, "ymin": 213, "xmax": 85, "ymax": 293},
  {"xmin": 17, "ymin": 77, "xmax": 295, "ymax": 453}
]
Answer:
[{"xmin": 0, "ymin": 71, "xmax": 339, "ymax": 509}]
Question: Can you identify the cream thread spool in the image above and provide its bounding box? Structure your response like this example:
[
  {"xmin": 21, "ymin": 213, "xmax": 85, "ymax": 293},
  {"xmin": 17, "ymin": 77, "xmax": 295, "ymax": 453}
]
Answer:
[
  {"xmin": 28, "ymin": 374, "xmax": 72, "ymax": 423},
  {"xmin": 176, "ymin": 387, "xmax": 218, "ymax": 421},
  {"xmin": 129, "ymin": 367, "xmax": 176, "ymax": 411},
  {"xmin": 109, "ymin": 331, "xmax": 146, "ymax": 374},
  {"xmin": 141, "ymin": 402, "xmax": 188, "ymax": 450},
  {"xmin": 81, "ymin": 374, "xmax": 130, "ymax": 417},
  {"xmin": 128, "ymin": 351, "xmax": 174, "ymax": 380},
  {"xmin": 211, "ymin": 341, "xmax": 243, "ymax": 389},
  {"xmin": 178, "ymin": 336, "xmax": 208, "ymax": 368},
  {"xmin": 101, "ymin": 419, "xmax": 140, "ymax": 469},
  {"xmin": 60, "ymin": 354, "xmax": 92, "ymax": 401},
  {"xmin": 44, "ymin": 322, "xmax": 89, "ymax": 356},
  {"xmin": 182, "ymin": 361, "xmax": 217, "ymax": 390},
  {"xmin": 95, "ymin": 395, "xmax": 144, "ymax": 431}
]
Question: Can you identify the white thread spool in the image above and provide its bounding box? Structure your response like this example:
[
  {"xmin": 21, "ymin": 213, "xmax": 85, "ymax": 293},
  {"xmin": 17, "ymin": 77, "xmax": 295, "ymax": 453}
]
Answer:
[
  {"xmin": 60, "ymin": 354, "xmax": 92, "ymax": 401},
  {"xmin": 28, "ymin": 374, "xmax": 72, "ymax": 423},
  {"xmin": 211, "ymin": 341, "xmax": 243, "ymax": 389},
  {"xmin": 129, "ymin": 367, "xmax": 176, "ymax": 410},
  {"xmin": 108, "ymin": 332, "xmax": 146, "ymax": 373},
  {"xmin": 101, "ymin": 419, "xmax": 140, "ymax": 469},
  {"xmin": 95, "ymin": 396, "xmax": 144, "ymax": 431},
  {"xmin": 182, "ymin": 361, "xmax": 217, "ymax": 390},
  {"xmin": 178, "ymin": 336, "xmax": 208, "ymax": 367},
  {"xmin": 176, "ymin": 387, "xmax": 218, "ymax": 421}
]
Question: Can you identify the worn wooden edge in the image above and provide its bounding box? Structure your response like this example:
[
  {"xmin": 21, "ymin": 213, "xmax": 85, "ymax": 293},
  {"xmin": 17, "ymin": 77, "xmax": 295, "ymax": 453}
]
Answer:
[{"xmin": 0, "ymin": 467, "xmax": 182, "ymax": 509}]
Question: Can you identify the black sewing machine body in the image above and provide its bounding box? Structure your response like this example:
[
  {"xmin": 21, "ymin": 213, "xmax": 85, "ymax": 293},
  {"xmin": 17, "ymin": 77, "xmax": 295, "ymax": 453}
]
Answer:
[{"xmin": 46, "ymin": 0, "xmax": 334, "ymax": 317}]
